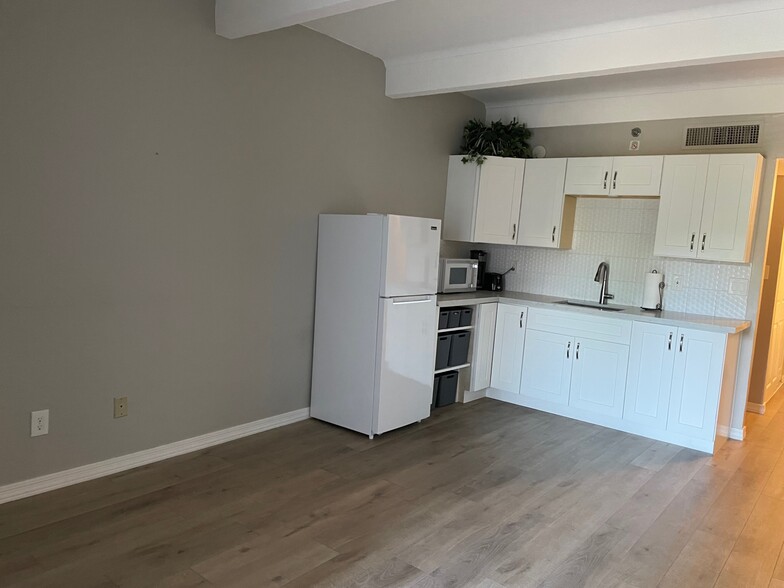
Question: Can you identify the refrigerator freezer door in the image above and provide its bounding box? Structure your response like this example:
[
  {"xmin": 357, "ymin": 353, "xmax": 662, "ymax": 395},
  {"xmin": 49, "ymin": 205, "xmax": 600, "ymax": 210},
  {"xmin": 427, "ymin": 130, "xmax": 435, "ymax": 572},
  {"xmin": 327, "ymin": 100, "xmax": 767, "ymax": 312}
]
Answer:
[
  {"xmin": 380, "ymin": 215, "xmax": 441, "ymax": 297},
  {"xmin": 374, "ymin": 295, "xmax": 438, "ymax": 435}
]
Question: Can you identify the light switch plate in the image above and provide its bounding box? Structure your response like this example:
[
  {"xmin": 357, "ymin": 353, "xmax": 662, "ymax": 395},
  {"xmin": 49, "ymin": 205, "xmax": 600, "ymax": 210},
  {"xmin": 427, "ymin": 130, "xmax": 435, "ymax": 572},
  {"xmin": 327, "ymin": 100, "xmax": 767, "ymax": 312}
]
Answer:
[
  {"xmin": 729, "ymin": 278, "xmax": 749, "ymax": 296},
  {"xmin": 114, "ymin": 397, "xmax": 128, "ymax": 419}
]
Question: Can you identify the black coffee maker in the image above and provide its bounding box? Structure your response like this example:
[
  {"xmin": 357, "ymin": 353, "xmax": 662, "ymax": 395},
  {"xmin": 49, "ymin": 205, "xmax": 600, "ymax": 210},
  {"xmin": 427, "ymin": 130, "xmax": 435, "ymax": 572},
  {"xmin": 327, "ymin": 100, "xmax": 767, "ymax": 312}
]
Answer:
[{"xmin": 470, "ymin": 250, "xmax": 487, "ymax": 290}]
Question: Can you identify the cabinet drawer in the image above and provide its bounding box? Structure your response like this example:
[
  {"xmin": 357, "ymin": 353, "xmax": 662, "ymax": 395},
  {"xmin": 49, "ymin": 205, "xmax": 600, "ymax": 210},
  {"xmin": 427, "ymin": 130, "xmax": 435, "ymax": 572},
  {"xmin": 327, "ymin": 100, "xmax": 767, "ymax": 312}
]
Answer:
[{"xmin": 527, "ymin": 308, "xmax": 631, "ymax": 345}]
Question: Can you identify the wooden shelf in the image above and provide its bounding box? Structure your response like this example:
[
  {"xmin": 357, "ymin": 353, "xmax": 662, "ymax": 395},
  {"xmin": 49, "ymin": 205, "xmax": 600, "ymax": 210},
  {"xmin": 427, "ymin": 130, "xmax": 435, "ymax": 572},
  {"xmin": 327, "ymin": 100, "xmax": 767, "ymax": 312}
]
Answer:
[
  {"xmin": 434, "ymin": 363, "xmax": 470, "ymax": 375},
  {"xmin": 437, "ymin": 325, "xmax": 474, "ymax": 334}
]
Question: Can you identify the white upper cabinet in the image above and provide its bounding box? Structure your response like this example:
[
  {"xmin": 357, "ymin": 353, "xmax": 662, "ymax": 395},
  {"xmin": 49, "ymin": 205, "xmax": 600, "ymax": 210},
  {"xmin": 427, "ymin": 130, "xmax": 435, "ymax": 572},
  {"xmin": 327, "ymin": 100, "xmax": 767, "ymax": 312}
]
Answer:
[
  {"xmin": 564, "ymin": 157, "xmax": 613, "ymax": 196},
  {"xmin": 490, "ymin": 304, "xmax": 527, "ymax": 394},
  {"xmin": 653, "ymin": 155, "xmax": 709, "ymax": 259},
  {"xmin": 699, "ymin": 154, "xmax": 764, "ymax": 262},
  {"xmin": 516, "ymin": 158, "xmax": 576, "ymax": 249},
  {"xmin": 564, "ymin": 156, "xmax": 663, "ymax": 197},
  {"xmin": 654, "ymin": 154, "xmax": 763, "ymax": 262},
  {"xmin": 608, "ymin": 156, "xmax": 664, "ymax": 196},
  {"xmin": 443, "ymin": 156, "xmax": 524, "ymax": 245}
]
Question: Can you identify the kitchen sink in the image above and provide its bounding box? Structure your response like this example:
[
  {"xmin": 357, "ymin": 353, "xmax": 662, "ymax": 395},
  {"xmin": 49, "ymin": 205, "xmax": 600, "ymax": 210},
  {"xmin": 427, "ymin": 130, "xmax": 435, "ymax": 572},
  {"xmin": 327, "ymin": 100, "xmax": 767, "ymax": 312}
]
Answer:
[{"xmin": 555, "ymin": 299, "xmax": 627, "ymax": 312}]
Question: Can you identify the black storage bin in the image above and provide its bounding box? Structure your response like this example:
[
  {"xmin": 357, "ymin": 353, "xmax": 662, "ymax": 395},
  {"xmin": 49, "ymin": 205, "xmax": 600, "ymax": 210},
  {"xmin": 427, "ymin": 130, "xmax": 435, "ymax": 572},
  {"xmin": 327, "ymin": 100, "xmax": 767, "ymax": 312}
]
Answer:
[
  {"xmin": 435, "ymin": 335, "xmax": 452, "ymax": 370},
  {"xmin": 432, "ymin": 375, "xmax": 441, "ymax": 408},
  {"xmin": 448, "ymin": 331, "xmax": 470, "ymax": 366},
  {"xmin": 447, "ymin": 309, "xmax": 462, "ymax": 329},
  {"xmin": 436, "ymin": 372, "xmax": 458, "ymax": 407},
  {"xmin": 459, "ymin": 308, "xmax": 473, "ymax": 327},
  {"xmin": 438, "ymin": 310, "xmax": 450, "ymax": 330}
]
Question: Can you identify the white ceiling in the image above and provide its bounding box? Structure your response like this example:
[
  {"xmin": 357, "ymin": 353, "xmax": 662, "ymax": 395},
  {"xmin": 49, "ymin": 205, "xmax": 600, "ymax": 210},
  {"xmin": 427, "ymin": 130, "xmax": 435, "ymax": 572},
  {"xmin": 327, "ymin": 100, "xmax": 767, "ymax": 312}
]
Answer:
[
  {"xmin": 305, "ymin": 0, "xmax": 748, "ymax": 62},
  {"xmin": 215, "ymin": 0, "xmax": 784, "ymax": 126}
]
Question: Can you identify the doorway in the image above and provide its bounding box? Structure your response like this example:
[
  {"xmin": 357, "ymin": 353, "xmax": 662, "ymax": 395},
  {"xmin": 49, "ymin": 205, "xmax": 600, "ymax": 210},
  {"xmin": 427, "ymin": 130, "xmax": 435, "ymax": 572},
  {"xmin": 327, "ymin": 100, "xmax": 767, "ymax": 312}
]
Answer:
[{"xmin": 749, "ymin": 160, "xmax": 784, "ymax": 413}]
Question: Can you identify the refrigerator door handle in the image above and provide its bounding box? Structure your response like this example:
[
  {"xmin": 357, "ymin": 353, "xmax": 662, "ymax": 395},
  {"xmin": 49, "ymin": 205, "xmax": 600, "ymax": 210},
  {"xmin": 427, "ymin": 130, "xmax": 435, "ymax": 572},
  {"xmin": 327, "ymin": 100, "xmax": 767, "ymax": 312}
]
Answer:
[{"xmin": 391, "ymin": 296, "xmax": 433, "ymax": 305}]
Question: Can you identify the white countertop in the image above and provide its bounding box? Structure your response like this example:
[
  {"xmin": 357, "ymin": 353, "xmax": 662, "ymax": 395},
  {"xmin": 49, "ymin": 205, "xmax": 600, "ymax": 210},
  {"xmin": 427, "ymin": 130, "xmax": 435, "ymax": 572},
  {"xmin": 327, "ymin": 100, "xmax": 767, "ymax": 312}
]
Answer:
[{"xmin": 437, "ymin": 291, "xmax": 751, "ymax": 334}]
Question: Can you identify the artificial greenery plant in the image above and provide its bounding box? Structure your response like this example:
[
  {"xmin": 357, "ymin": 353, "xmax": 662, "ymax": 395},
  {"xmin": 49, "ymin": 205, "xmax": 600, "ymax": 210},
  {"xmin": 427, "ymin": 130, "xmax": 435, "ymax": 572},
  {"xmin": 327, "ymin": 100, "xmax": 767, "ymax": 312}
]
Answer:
[{"xmin": 459, "ymin": 118, "xmax": 532, "ymax": 164}]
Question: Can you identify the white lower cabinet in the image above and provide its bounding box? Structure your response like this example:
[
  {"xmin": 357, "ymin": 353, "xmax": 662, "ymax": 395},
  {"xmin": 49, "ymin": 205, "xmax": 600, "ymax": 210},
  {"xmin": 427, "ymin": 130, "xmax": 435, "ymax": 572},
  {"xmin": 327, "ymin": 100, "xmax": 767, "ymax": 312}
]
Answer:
[
  {"xmin": 569, "ymin": 338, "xmax": 629, "ymax": 418},
  {"xmin": 470, "ymin": 303, "xmax": 498, "ymax": 392},
  {"xmin": 485, "ymin": 306, "xmax": 736, "ymax": 453},
  {"xmin": 667, "ymin": 328, "xmax": 726, "ymax": 441},
  {"xmin": 489, "ymin": 304, "xmax": 527, "ymax": 394},
  {"xmin": 520, "ymin": 330, "xmax": 573, "ymax": 405},
  {"xmin": 623, "ymin": 322, "xmax": 676, "ymax": 429}
]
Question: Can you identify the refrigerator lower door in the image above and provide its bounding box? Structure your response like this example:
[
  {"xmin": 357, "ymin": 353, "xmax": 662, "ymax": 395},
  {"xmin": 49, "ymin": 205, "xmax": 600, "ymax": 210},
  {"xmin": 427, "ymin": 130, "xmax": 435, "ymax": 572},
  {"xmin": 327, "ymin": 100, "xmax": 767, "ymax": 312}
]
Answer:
[
  {"xmin": 380, "ymin": 215, "xmax": 441, "ymax": 298},
  {"xmin": 374, "ymin": 295, "xmax": 438, "ymax": 435}
]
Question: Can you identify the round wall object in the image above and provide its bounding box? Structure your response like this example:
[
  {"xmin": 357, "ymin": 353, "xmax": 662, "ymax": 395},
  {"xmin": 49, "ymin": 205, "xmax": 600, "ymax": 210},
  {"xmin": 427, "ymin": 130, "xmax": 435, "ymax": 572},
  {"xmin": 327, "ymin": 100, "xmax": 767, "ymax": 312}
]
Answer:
[{"xmin": 532, "ymin": 145, "xmax": 547, "ymax": 158}]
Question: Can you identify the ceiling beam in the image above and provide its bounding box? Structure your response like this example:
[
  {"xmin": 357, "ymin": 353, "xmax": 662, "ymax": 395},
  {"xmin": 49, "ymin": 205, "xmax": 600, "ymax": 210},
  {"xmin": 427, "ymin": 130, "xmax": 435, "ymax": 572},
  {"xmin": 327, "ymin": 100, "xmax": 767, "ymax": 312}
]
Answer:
[
  {"xmin": 215, "ymin": 0, "xmax": 398, "ymax": 39},
  {"xmin": 384, "ymin": 8, "xmax": 784, "ymax": 98}
]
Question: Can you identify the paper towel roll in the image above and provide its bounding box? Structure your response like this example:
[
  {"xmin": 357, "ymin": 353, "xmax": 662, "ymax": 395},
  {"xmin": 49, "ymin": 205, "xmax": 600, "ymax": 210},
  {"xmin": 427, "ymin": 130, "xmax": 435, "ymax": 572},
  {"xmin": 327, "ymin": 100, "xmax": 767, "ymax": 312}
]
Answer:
[{"xmin": 642, "ymin": 271, "xmax": 664, "ymax": 310}]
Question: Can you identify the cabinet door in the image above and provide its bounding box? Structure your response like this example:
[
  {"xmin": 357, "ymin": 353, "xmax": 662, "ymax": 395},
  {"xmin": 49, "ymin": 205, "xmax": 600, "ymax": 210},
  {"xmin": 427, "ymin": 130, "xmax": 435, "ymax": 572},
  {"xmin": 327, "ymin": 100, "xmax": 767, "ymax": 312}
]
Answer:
[
  {"xmin": 609, "ymin": 156, "xmax": 663, "ymax": 196},
  {"xmin": 569, "ymin": 338, "xmax": 629, "ymax": 418},
  {"xmin": 667, "ymin": 328, "xmax": 726, "ymax": 441},
  {"xmin": 520, "ymin": 329, "xmax": 573, "ymax": 404},
  {"xmin": 653, "ymin": 155, "xmax": 709, "ymax": 259},
  {"xmin": 473, "ymin": 157, "xmax": 525, "ymax": 245},
  {"xmin": 564, "ymin": 157, "xmax": 613, "ymax": 196},
  {"xmin": 470, "ymin": 303, "xmax": 497, "ymax": 392},
  {"xmin": 624, "ymin": 322, "xmax": 676, "ymax": 430},
  {"xmin": 517, "ymin": 158, "xmax": 568, "ymax": 248},
  {"xmin": 490, "ymin": 304, "xmax": 527, "ymax": 393},
  {"xmin": 698, "ymin": 154, "xmax": 763, "ymax": 263}
]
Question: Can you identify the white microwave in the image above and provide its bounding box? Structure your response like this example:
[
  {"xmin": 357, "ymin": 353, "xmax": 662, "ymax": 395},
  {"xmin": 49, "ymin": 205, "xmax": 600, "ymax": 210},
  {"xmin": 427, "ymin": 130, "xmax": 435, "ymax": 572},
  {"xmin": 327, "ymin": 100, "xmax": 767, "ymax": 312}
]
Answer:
[{"xmin": 438, "ymin": 258, "xmax": 479, "ymax": 293}]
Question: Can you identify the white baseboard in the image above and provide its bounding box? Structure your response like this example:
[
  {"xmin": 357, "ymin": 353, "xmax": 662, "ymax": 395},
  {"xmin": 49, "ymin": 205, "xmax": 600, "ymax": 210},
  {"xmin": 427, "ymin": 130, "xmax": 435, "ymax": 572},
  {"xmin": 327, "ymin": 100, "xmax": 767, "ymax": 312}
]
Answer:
[
  {"xmin": 729, "ymin": 426, "xmax": 747, "ymax": 441},
  {"xmin": 462, "ymin": 389, "xmax": 487, "ymax": 403},
  {"xmin": 0, "ymin": 407, "xmax": 310, "ymax": 505},
  {"xmin": 746, "ymin": 401, "xmax": 767, "ymax": 415}
]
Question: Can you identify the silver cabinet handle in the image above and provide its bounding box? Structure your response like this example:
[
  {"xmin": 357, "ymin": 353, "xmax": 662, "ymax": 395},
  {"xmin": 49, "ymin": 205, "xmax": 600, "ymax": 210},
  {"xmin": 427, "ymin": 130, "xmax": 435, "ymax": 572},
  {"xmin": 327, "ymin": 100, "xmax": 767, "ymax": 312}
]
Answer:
[
  {"xmin": 566, "ymin": 341, "xmax": 571, "ymax": 359},
  {"xmin": 552, "ymin": 226, "xmax": 556, "ymax": 243},
  {"xmin": 512, "ymin": 223, "xmax": 517, "ymax": 240},
  {"xmin": 701, "ymin": 234, "xmax": 706, "ymax": 251},
  {"xmin": 668, "ymin": 332, "xmax": 673, "ymax": 351},
  {"xmin": 603, "ymin": 171, "xmax": 608, "ymax": 189},
  {"xmin": 612, "ymin": 171, "xmax": 618, "ymax": 190},
  {"xmin": 679, "ymin": 334, "xmax": 685, "ymax": 352},
  {"xmin": 519, "ymin": 311, "xmax": 525, "ymax": 328},
  {"xmin": 576, "ymin": 342, "xmax": 580, "ymax": 360},
  {"xmin": 690, "ymin": 233, "xmax": 695, "ymax": 251}
]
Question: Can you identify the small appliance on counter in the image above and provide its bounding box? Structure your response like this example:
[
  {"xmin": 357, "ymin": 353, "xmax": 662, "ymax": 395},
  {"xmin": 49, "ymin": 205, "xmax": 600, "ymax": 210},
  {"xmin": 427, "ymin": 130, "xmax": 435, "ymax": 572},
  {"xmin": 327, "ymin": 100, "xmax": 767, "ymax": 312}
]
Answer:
[
  {"xmin": 470, "ymin": 249, "xmax": 487, "ymax": 289},
  {"xmin": 438, "ymin": 258, "xmax": 479, "ymax": 293},
  {"xmin": 485, "ymin": 266, "xmax": 515, "ymax": 292}
]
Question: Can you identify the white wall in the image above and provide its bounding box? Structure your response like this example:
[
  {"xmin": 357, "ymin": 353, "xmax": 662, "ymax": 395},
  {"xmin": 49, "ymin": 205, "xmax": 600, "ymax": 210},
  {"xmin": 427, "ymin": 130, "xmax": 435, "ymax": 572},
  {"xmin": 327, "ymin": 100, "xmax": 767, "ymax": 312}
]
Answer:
[{"xmin": 0, "ymin": 0, "xmax": 483, "ymax": 486}]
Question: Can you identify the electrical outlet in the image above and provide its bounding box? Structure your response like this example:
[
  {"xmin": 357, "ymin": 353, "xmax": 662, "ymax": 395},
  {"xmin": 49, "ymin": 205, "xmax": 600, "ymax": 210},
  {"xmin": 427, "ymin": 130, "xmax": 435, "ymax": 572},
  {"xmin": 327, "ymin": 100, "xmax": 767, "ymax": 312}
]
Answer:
[
  {"xmin": 671, "ymin": 275, "xmax": 682, "ymax": 291},
  {"xmin": 114, "ymin": 396, "xmax": 128, "ymax": 419},
  {"xmin": 31, "ymin": 410, "xmax": 49, "ymax": 437}
]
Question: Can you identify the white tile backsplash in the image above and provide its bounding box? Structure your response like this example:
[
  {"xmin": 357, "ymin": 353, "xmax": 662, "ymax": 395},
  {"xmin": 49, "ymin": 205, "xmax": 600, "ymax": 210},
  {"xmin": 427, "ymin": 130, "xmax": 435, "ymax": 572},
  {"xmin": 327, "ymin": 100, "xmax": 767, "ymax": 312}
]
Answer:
[{"xmin": 483, "ymin": 198, "xmax": 751, "ymax": 319}]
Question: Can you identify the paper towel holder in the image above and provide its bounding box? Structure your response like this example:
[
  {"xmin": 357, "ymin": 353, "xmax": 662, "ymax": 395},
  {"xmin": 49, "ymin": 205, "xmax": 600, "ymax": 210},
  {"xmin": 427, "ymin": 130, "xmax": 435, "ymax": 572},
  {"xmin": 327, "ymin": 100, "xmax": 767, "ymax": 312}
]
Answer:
[{"xmin": 641, "ymin": 269, "xmax": 665, "ymax": 311}]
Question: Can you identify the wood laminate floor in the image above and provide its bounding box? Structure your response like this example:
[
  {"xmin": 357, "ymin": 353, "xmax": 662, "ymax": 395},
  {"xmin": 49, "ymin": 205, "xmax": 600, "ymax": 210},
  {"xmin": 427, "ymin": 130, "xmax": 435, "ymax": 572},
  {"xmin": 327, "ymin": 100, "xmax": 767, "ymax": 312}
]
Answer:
[{"xmin": 4, "ymin": 395, "xmax": 784, "ymax": 587}]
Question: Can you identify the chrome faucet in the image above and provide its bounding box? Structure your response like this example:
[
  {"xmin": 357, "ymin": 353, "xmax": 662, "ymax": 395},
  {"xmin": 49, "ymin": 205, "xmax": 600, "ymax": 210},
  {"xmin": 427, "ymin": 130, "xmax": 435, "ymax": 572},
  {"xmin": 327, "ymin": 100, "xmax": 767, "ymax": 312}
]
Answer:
[{"xmin": 594, "ymin": 262, "xmax": 614, "ymax": 305}]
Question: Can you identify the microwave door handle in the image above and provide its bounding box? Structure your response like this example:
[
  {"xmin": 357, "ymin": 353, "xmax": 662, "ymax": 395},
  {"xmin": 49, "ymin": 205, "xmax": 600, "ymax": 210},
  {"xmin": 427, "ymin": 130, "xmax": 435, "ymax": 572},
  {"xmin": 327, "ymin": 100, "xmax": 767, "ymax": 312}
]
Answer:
[{"xmin": 471, "ymin": 265, "xmax": 479, "ymax": 289}]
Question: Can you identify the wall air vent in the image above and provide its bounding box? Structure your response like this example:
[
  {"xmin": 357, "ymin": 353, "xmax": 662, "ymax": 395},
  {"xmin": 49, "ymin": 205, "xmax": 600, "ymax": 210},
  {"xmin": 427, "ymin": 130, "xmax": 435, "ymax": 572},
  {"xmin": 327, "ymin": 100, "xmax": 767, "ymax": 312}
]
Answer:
[{"xmin": 683, "ymin": 123, "xmax": 761, "ymax": 149}]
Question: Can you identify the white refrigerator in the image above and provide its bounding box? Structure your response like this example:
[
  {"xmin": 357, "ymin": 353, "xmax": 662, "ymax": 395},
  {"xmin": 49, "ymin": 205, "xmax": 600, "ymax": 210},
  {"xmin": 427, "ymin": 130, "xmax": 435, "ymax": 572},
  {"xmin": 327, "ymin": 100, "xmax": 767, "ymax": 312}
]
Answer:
[{"xmin": 311, "ymin": 214, "xmax": 441, "ymax": 438}]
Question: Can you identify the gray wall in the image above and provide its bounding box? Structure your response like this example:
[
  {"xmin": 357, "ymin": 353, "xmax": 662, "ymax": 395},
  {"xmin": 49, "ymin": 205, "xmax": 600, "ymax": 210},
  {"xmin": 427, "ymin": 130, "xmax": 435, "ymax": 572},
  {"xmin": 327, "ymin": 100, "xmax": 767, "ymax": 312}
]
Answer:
[
  {"xmin": 0, "ymin": 0, "xmax": 483, "ymax": 485},
  {"xmin": 529, "ymin": 115, "xmax": 784, "ymax": 425}
]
